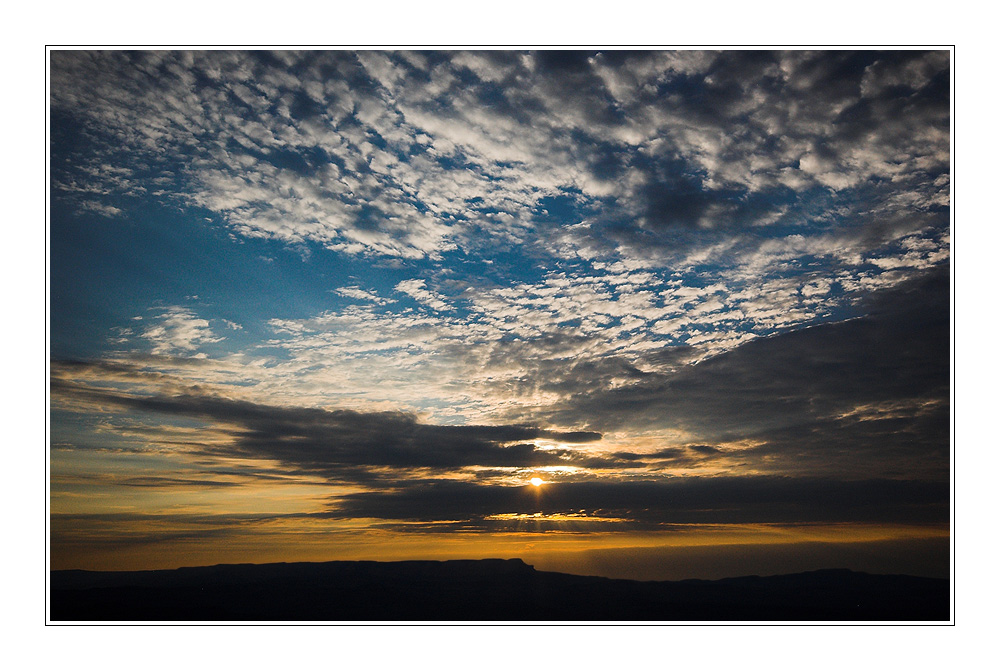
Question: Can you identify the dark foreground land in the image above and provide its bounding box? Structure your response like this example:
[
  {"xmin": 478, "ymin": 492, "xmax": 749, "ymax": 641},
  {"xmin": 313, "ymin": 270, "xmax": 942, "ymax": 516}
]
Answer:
[{"xmin": 50, "ymin": 559, "xmax": 950, "ymax": 621}]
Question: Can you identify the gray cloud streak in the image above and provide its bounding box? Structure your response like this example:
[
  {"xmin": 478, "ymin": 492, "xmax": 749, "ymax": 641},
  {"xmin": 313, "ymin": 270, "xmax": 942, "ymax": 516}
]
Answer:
[{"xmin": 50, "ymin": 375, "xmax": 604, "ymax": 477}]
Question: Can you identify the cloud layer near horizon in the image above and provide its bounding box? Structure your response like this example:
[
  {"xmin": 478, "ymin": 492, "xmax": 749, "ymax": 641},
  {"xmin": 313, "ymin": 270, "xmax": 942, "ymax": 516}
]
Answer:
[{"xmin": 51, "ymin": 265, "xmax": 950, "ymax": 526}]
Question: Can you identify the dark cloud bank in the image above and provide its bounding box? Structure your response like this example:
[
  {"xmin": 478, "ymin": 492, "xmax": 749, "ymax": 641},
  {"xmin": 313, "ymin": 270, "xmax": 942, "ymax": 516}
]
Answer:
[
  {"xmin": 545, "ymin": 264, "xmax": 950, "ymax": 476},
  {"xmin": 327, "ymin": 476, "xmax": 947, "ymax": 528}
]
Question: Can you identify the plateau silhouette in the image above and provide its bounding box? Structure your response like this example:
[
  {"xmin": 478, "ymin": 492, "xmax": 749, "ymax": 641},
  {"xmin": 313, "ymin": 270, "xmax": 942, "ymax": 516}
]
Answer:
[{"xmin": 50, "ymin": 559, "xmax": 949, "ymax": 621}]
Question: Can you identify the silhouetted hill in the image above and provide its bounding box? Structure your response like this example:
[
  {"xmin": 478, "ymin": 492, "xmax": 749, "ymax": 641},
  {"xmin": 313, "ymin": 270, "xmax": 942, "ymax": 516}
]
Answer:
[{"xmin": 50, "ymin": 559, "xmax": 950, "ymax": 621}]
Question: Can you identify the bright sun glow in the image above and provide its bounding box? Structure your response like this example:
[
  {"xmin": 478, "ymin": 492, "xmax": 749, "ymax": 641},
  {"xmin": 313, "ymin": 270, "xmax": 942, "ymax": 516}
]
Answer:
[{"xmin": 530, "ymin": 478, "xmax": 544, "ymax": 487}]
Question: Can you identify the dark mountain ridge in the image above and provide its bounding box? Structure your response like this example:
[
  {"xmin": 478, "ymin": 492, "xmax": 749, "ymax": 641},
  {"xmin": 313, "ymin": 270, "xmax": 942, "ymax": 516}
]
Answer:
[{"xmin": 50, "ymin": 559, "xmax": 950, "ymax": 622}]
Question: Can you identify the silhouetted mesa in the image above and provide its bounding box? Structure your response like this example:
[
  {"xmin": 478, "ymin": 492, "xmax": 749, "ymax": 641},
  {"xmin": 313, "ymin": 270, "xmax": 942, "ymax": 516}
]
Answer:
[{"xmin": 50, "ymin": 559, "xmax": 950, "ymax": 621}]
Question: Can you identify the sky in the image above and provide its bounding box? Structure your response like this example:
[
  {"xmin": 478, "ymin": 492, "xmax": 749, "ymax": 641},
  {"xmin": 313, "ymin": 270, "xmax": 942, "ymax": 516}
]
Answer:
[{"xmin": 48, "ymin": 49, "xmax": 951, "ymax": 580}]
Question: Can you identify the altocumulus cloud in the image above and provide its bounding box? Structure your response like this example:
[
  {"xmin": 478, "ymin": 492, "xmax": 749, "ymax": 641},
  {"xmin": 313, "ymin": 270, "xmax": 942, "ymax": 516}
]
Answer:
[{"xmin": 50, "ymin": 50, "xmax": 949, "ymax": 265}]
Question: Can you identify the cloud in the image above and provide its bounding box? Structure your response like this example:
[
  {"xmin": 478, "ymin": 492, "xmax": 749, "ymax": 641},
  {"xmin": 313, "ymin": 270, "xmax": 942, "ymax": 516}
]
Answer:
[
  {"xmin": 50, "ymin": 53, "xmax": 950, "ymax": 425},
  {"xmin": 55, "ymin": 250, "xmax": 950, "ymax": 470},
  {"xmin": 141, "ymin": 307, "xmax": 222, "ymax": 355},
  {"xmin": 78, "ymin": 200, "xmax": 123, "ymax": 217},
  {"xmin": 50, "ymin": 50, "xmax": 948, "ymax": 272},
  {"xmin": 394, "ymin": 278, "xmax": 451, "ymax": 311},
  {"xmin": 533, "ymin": 266, "xmax": 950, "ymax": 478},
  {"xmin": 334, "ymin": 286, "xmax": 394, "ymax": 305},
  {"xmin": 51, "ymin": 263, "xmax": 948, "ymax": 491},
  {"xmin": 50, "ymin": 375, "xmax": 606, "ymax": 480},
  {"xmin": 327, "ymin": 477, "xmax": 949, "ymax": 529},
  {"xmin": 48, "ymin": 50, "xmax": 952, "ymax": 577}
]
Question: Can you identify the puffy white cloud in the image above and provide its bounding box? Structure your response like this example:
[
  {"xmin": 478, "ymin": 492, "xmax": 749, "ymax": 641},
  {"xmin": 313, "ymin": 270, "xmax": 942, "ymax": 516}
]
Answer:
[
  {"xmin": 394, "ymin": 279, "xmax": 451, "ymax": 311},
  {"xmin": 141, "ymin": 307, "xmax": 222, "ymax": 355}
]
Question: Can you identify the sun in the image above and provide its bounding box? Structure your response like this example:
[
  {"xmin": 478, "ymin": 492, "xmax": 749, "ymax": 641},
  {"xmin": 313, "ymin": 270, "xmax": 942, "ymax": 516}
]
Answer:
[{"xmin": 530, "ymin": 477, "xmax": 544, "ymax": 487}]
